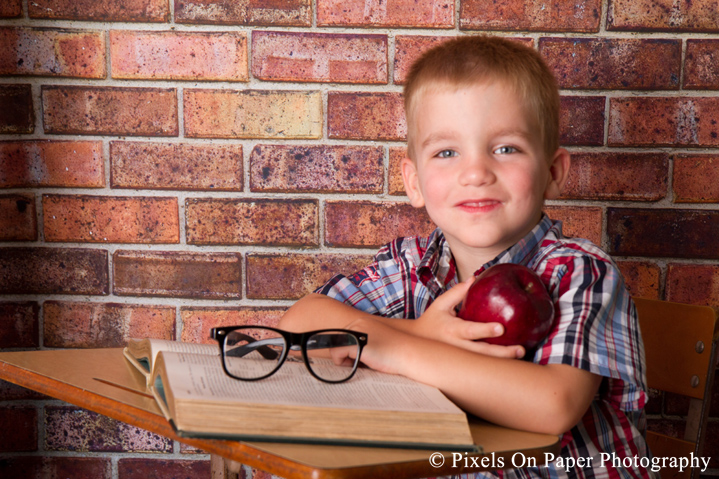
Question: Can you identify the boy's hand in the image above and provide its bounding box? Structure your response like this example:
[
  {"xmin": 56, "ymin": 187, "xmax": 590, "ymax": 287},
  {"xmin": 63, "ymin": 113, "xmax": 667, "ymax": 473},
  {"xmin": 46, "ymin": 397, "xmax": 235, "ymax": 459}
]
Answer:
[
  {"xmin": 412, "ymin": 277, "xmax": 525, "ymax": 359},
  {"xmin": 342, "ymin": 317, "xmax": 409, "ymax": 376}
]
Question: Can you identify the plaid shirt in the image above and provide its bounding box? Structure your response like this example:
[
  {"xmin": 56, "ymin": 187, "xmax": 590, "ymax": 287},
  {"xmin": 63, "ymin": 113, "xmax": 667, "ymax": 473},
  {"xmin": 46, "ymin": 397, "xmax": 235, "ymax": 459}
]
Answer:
[{"xmin": 316, "ymin": 215, "xmax": 653, "ymax": 479}]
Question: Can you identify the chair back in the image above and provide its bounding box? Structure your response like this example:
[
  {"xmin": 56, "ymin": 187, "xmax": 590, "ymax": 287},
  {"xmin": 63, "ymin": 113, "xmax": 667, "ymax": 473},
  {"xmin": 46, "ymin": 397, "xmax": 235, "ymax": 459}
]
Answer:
[{"xmin": 634, "ymin": 298, "xmax": 718, "ymax": 479}]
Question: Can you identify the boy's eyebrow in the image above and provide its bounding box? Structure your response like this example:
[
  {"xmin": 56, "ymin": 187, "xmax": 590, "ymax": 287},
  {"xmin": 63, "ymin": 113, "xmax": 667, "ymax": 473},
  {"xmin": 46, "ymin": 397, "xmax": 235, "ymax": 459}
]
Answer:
[
  {"xmin": 420, "ymin": 132, "xmax": 458, "ymax": 150},
  {"xmin": 490, "ymin": 127, "xmax": 535, "ymax": 141},
  {"xmin": 420, "ymin": 128, "xmax": 536, "ymax": 150}
]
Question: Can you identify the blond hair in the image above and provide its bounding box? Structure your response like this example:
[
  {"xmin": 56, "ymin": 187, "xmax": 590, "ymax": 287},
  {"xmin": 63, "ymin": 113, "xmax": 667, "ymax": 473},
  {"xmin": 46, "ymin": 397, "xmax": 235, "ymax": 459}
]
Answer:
[{"xmin": 404, "ymin": 35, "xmax": 560, "ymax": 160}]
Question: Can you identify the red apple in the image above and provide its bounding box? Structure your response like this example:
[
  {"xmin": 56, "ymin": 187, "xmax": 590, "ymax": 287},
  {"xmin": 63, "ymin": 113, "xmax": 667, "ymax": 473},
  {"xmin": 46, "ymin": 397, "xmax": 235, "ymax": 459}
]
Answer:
[{"xmin": 458, "ymin": 263, "xmax": 555, "ymax": 349}]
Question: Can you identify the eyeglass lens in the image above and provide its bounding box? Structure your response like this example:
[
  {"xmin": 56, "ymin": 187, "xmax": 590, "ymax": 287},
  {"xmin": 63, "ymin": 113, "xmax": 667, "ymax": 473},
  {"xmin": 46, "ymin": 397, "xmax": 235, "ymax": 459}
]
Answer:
[
  {"xmin": 305, "ymin": 331, "xmax": 361, "ymax": 382},
  {"xmin": 222, "ymin": 328, "xmax": 361, "ymax": 382},
  {"xmin": 223, "ymin": 327, "xmax": 285, "ymax": 379}
]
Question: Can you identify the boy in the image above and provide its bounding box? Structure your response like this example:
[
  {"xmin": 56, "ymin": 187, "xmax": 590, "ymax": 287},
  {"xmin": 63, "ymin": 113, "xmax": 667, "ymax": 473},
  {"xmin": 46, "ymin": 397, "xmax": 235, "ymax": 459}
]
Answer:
[{"xmin": 279, "ymin": 35, "xmax": 652, "ymax": 478}]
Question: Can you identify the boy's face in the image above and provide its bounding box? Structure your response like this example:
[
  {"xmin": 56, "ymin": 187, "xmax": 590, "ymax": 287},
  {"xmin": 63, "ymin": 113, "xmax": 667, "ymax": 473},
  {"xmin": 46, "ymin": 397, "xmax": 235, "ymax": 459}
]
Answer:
[{"xmin": 402, "ymin": 81, "xmax": 570, "ymax": 265}]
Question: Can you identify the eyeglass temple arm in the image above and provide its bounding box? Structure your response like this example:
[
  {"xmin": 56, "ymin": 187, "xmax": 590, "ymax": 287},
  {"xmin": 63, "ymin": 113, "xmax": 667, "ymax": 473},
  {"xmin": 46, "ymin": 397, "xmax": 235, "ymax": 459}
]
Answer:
[{"xmin": 224, "ymin": 334, "xmax": 280, "ymax": 360}]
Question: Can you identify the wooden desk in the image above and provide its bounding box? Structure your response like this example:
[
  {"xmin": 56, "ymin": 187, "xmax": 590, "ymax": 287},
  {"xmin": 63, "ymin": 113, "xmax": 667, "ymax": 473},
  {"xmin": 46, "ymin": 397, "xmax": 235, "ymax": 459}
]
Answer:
[{"xmin": 0, "ymin": 348, "xmax": 560, "ymax": 479}]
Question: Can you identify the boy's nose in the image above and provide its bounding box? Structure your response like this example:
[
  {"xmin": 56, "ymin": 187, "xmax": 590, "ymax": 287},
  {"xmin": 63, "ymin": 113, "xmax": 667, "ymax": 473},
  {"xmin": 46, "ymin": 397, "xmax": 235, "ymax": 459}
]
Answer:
[{"xmin": 458, "ymin": 156, "xmax": 495, "ymax": 186}]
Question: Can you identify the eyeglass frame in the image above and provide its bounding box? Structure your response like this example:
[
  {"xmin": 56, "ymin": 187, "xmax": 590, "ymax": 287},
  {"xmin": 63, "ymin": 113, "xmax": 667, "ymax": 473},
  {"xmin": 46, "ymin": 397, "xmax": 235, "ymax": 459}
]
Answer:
[{"xmin": 210, "ymin": 325, "xmax": 368, "ymax": 384}]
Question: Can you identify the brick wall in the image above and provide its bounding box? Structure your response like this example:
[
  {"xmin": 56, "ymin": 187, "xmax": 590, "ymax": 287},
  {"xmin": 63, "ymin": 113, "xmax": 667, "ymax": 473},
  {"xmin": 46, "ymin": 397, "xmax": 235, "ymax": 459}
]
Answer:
[{"xmin": 1, "ymin": 0, "xmax": 718, "ymax": 478}]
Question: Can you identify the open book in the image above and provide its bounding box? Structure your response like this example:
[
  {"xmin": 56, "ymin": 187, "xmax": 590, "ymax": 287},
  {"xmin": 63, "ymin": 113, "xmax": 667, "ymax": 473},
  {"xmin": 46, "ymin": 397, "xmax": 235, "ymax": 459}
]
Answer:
[
  {"xmin": 124, "ymin": 339, "xmax": 477, "ymax": 451},
  {"xmin": 123, "ymin": 338, "xmax": 218, "ymax": 386}
]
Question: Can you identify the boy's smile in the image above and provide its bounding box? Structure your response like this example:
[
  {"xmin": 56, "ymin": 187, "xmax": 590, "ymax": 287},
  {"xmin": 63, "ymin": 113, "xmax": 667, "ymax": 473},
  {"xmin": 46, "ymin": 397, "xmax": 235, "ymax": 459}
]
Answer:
[{"xmin": 402, "ymin": 81, "xmax": 570, "ymax": 279}]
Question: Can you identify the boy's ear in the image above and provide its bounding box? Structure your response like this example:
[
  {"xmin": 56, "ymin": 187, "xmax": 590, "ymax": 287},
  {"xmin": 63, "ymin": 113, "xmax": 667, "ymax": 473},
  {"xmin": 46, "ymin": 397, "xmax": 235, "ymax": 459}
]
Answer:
[
  {"xmin": 400, "ymin": 156, "xmax": 425, "ymax": 208},
  {"xmin": 544, "ymin": 148, "xmax": 571, "ymax": 200}
]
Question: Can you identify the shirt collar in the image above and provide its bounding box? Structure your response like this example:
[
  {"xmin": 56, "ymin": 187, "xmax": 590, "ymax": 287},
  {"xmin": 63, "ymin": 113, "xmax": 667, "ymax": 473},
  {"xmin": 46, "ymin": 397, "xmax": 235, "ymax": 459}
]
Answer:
[
  {"xmin": 478, "ymin": 214, "xmax": 556, "ymax": 273},
  {"xmin": 416, "ymin": 214, "xmax": 558, "ymax": 291},
  {"xmin": 416, "ymin": 229, "xmax": 456, "ymax": 295}
]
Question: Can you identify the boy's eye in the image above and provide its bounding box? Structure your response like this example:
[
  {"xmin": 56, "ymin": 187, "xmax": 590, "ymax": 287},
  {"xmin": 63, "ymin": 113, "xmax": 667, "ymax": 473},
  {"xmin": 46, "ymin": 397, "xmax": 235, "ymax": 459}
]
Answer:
[
  {"xmin": 494, "ymin": 146, "xmax": 517, "ymax": 155},
  {"xmin": 436, "ymin": 149, "xmax": 457, "ymax": 158}
]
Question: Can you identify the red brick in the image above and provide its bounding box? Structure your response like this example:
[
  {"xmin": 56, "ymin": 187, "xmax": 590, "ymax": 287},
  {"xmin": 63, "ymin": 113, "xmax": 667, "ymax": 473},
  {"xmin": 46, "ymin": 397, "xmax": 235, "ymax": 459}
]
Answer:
[
  {"xmin": 615, "ymin": 260, "xmax": 661, "ymax": 300},
  {"xmin": 0, "ymin": 194, "xmax": 37, "ymax": 241},
  {"xmin": 388, "ymin": 147, "xmax": 407, "ymax": 196},
  {"xmin": 646, "ymin": 417, "xmax": 685, "ymax": 440},
  {"xmin": 44, "ymin": 301, "xmax": 175, "ymax": 348},
  {"xmin": 560, "ymin": 152, "xmax": 668, "ymax": 201},
  {"xmin": 328, "ymin": 92, "xmax": 405, "ymax": 141},
  {"xmin": 118, "ymin": 458, "xmax": 210, "ymax": 479},
  {"xmin": 684, "ymin": 40, "xmax": 719, "ymax": 90},
  {"xmin": 540, "ymin": 38, "xmax": 681, "ymax": 90},
  {"xmin": 607, "ymin": 0, "xmax": 719, "ymax": 32},
  {"xmin": 393, "ymin": 36, "xmax": 454, "ymax": 85},
  {"xmin": 0, "ymin": 378, "xmax": 46, "ymax": 400},
  {"xmin": 0, "ymin": 302, "xmax": 39, "ymax": 348},
  {"xmin": 325, "ymin": 201, "xmax": 435, "ymax": 248},
  {"xmin": 559, "ymin": 96, "xmax": 605, "ymax": 146},
  {"xmin": 704, "ymin": 422, "xmax": 719, "ymax": 467},
  {"xmin": 246, "ymin": 253, "xmax": 374, "ymax": 299},
  {"xmin": 608, "ymin": 208, "xmax": 719, "ymax": 259},
  {"xmin": 43, "ymin": 195, "xmax": 179, "ymax": 244},
  {"xmin": 460, "ymin": 0, "xmax": 601, "ymax": 32},
  {"xmin": 180, "ymin": 307, "xmax": 285, "ymax": 344},
  {"xmin": 0, "ymin": 140, "xmax": 104, "ymax": 188},
  {"xmin": 186, "ymin": 198, "xmax": 318, "ymax": 246},
  {"xmin": 249, "ymin": 144, "xmax": 383, "ymax": 193},
  {"xmin": 710, "ymin": 376, "xmax": 719, "ymax": 418},
  {"xmin": 114, "ymin": 250, "xmax": 242, "ymax": 299},
  {"xmin": 0, "ymin": 1, "xmax": 21, "ymax": 17},
  {"xmin": 543, "ymin": 206, "xmax": 603, "ymax": 246},
  {"xmin": 393, "ymin": 36, "xmax": 533, "ymax": 85},
  {"xmin": 0, "ymin": 457, "xmax": 111, "ymax": 479},
  {"xmin": 29, "ymin": 0, "xmax": 169, "ymax": 22},
  {"xmin": 0, "ymin": 406, "xmax": 37, "ymax": 452},
  {"xmin": 42, "ymin": 86, "xmax": 178, "ymax": 137},
  {"xmin": 644, "ymin": 388, "xmax": 662, "ymax": 415},
  {"xmin": 664, "ymin": 391, "xmax": 692, "ymax": 416},
  {"xmin": 184, "ymin": 89, "xmax": 321, "ymax": 139},
  {"xmin": 317, "ymin": 0, "xmax": 454, "ymax": 28},
  {"xmin": 110, "ymin": 141, "xmax": 242, "ymax": 191},
  {"xmin": 609, "ymin": 97, "xmax": 719, "ymax": 147},
  {"xmin": 250, "ymin": 469, "xmax": 282, "ymax": 479},
  {"xmin": 673, "ymin": 154, "xmax": 719, "ymax": 203},
  {"xmin": 252, "ymin": 31, "xmax": 387, "ymax": 84},
  {"xmin": 110, "ymin": 30, "xmax": 248, "ymax": 81},
  {"xmin": 666, "ymin": 263, "xmax": 719, "ymax": 306},
  {"xmin": 0, "ymin": 27, "xmax": 106, "ymax": 78},
  {"xmin": 45, "ymin": 406, "xmax": 171, "ymax": 452},
  {"xmin": 0, "ymin": 84, "xmax": 34, "ymax": 134},
  {"xmin": 0, "ymin": 247, "xmax": 108, "ymax": 295},
  {"xmin": 175, "ymin": 0, "xmax": 311, "ymax": 26}
]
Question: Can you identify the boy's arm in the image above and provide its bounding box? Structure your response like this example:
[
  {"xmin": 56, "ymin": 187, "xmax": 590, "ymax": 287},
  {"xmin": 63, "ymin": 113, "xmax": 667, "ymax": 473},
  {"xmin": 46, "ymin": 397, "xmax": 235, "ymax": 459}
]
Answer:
[
  {"xmin": 344, "ymin": 317, "xmax": 602, "ymax": 435},
  {"xmin": 336, "ymin": 254, "xmax": 633, "ymax": 436},
  {"xmin": 283, "ymin": 293, "xmax": 600, "ymax": 434},
  {"xmin": 279, "ymin": 282, "xmax": 525, "ymax": 359}
]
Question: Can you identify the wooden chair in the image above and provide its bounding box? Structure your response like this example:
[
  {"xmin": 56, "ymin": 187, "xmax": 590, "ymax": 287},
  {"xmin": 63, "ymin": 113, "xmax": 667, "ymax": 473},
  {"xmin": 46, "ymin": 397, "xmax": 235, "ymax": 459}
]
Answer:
[{"xmin": 634, "ymin": 298, "xmax": 719, "ymax": 479}]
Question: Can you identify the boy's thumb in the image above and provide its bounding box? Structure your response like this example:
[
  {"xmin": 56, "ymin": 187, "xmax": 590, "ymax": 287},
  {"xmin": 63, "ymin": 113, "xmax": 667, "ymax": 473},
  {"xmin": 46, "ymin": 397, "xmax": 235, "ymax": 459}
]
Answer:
[{"xmin": 440, "ymin": 277, "xmax": 474, "ymax": 308}]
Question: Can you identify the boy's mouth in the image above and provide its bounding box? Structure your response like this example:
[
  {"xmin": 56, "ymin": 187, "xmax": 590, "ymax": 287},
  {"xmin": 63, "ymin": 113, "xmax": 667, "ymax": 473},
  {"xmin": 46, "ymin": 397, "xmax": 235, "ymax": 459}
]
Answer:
[{"xmin": 456, "ymin": 200, "xmax": 501, "ymax": 212}]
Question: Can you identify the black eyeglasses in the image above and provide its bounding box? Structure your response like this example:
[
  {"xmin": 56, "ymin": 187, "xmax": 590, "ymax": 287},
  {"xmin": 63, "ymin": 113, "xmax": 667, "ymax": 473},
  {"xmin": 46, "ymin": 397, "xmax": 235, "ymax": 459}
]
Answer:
[{"xmin": 210, "ymin": 326, "xmax": 368, "ymax": 383}]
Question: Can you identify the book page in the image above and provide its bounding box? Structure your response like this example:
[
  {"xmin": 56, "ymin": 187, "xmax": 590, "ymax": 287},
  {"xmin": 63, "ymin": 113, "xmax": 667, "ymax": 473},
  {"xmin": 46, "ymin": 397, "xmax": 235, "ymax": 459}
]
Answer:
[
  {"xmin": 128, "ymin": 339, "xmax": 218, "ymax": 368},
  {"xmin": 159, "ymin": 352, "xmax": 463, "ymax": 414}
]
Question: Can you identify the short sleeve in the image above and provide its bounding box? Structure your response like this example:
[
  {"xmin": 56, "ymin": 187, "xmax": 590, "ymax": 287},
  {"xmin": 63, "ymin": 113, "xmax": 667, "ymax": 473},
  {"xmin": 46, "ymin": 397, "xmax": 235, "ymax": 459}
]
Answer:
[
  {"xmin": 534, "ymin": 253, "xmax": 647, "ymax": 412},
  {"xmin": 315, "ymin": 269, "xmax": 386, "ymax": 315},
  {"xmin": 313, "ymin": 242, "xmax": 410, "ymax": 318}
]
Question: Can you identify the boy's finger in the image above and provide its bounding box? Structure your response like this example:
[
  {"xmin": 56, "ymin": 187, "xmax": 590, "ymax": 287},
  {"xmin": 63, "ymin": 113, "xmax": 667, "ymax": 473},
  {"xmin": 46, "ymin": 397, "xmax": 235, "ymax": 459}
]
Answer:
[
  {"xmin": 471, "ymin": 342, "xmax": 525, "ymax": 359},
  {"xmin": 460, "ymin": 321, "xmax": 504, "ymax": 341}
]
